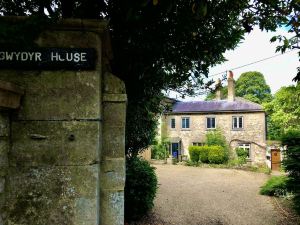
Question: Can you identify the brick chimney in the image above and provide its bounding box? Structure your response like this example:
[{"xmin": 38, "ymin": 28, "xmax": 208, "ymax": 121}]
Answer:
[
  {"xmin": 227, "ymin": 71, "xmax": 235, "ymax": 102},
  {"xmin": 215, "ymin": 78, "xmax": 222, "ymax": 100}
]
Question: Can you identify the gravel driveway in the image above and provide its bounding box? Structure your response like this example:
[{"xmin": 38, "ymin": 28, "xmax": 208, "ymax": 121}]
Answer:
[{"xmin": 134, "ymin": 164, "xmax": 295, "ymax": 225}]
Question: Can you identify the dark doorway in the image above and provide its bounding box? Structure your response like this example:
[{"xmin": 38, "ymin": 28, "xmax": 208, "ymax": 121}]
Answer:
[{"xmin": 171, "ymin": 143, "xmax": 179, "ymax": 159}]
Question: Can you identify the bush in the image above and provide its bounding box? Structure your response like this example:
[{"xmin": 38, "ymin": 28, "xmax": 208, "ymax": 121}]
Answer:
[
  {"xmin": 125, "ymin": 157, "xmax": 158, "ymax": 221},
  {"xmin": 208, "ymin": 146, "xmax": 227, "ymax": 164},
  {"xmin": 260, "ymin": 176, "xmax": 289, "ymax": 196},
  {"xmin": 236, "ymin": 148, "xmax": 248, "ymax": 158},
  {"xmin": 206, "ymin": 129, "xmax": 229, "ymax": 161},
  {"xmin": 188, "ymin": 146, "xmax": 200, "ymax": 163},
  {"xmin": 282, "ymin": 129, "xmax": 300, "ymax": 214},
  {"xmin": 151, "ymin": 144, "xmax": 167, "ymax": 159},
  {"xmin": 199, "ymin": 145, "xmax": 209, "ymax": 163}
]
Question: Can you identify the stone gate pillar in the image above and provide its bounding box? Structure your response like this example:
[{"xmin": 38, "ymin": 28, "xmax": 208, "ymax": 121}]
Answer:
[{"xmin": 0, "ymin": 18, "xmax": 126, "ymax": 225}]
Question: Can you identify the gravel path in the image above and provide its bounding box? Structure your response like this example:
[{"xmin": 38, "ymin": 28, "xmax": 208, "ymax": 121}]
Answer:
[{"xmin": 133, "ymin": 164, "xmax": 296, "ymax": 225}]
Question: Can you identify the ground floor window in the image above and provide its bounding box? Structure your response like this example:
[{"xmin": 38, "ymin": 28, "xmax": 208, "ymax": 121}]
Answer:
[
  {"xmin": 192, "ymin": 142, "xmax": 204, "ymax": 146},
  {"xmin": 238, "ymin": 143, "xmax": 251, "ymax": 158}
]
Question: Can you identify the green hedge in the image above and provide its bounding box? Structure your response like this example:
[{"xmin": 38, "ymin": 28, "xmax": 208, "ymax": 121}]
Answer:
[
  {"xmin": 199, "ymin": 145, "xmax": 209, "ymax": 163},
  {"xmin": 208, "ymin": 145, "xmax": 226, "ymax": 164},
  {"xmin": 188, "ymin": 145, "xmax": 227, "ymax": 164},
  {"xmin": 188, "ymin": 146, "xmax": 200, "ymax": 163}
]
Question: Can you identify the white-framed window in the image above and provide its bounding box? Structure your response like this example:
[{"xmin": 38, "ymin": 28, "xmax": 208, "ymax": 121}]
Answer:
[
  {"xmin": 206, "ymin": 117, "xmax": 216, "ymax": 129},
  {"xmin": 238, "ymin": 143, "xmax": 251, "ymax": 158},
  {"xmin": 232, "ymin": 116, "xmax": 243, "ymax": 129},
  {"xmin": 192, "ymin": 142, "xmax": 204, "ymax": 146},
  {"xmin": 170, "ymin": 118, "xmax": 176, "ymax": 129},
  {"xmin": 181, "ymin": 117, "xmax": 190, "ymax": 129}
]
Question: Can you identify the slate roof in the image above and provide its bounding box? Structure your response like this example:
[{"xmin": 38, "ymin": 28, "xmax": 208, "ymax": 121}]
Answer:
[{"xmin": 168, "ymin": 97, "xmax": 263, "ymax": 114}]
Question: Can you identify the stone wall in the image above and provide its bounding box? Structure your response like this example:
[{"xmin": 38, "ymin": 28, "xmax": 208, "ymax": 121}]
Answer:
[
  {"xmin": 163, "ymin": 112, "xmax": 266, "ymax": 164},
  {"xmin": 0, "ymin": 19, "xmax": 126, "ymax": 225},
  {"xmin": 0, "ymin": 112, "xmax": 9, "ymax": 224}
]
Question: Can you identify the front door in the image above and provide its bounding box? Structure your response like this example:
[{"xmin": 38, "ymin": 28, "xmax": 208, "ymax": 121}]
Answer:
[
  {"xmin": 171, "ymin": 143, "xmax": 179, "ymax": 159},
  {"xmin": 271, "ymin": 149, "xmax": 281, "ymax": 171}
]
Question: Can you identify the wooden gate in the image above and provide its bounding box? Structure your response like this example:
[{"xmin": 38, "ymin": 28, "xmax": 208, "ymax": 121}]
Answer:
[{"xmin": 271, "ymin": 149, "xmax": 281, "ymax": 171}]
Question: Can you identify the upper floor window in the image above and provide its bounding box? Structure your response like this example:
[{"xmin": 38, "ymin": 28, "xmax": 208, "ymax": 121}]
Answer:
[
  {"xmin": 171, "ymin": 118, "xmax": 176, "ymax": 129},
  {"xmin": 206, "ymin": 117, "xmax": 216, "ymax": 129},
  {"xmin": 182, "ymin": 117, "xmax": 190, "ymax": 129},
  {"xmin": 233, "ymin": 116, "xmax": 243, "ymax": 129}
]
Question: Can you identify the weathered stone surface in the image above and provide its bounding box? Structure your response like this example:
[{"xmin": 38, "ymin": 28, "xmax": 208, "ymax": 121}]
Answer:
[
  {"xmin": 5, "ymin": 165, "xmax": 98, "ymax": 225},
  {"xmin": 103, "ymin": 103, "xmax": 126, "ymax": 127},
  {"xmin": 0, "ymin": 71, "xmax": 101, "ymax": 120},
  {"xmin": 100, "ymin": 158, "xmax": 125, "ymax": 190},
  {"xmin": 0, "ymin": 80, "xmax": 24, "ymax": 109},
  {"xmin": 10, "ymin": 121, "xmax": 100, "ymax": 166},
  {"xmin": 103, "ymin": 72, "xmax": 126, "ymax": 94},
  {"xmin": 0, "ymin": 113, "xmax": 9, "ymax": 137},
  {"xmin": 100, "ymin": 190, "xmax": 124, "ymax": 225},
  {"xmin": 0, "ymin": 18, "xmax": 127, "ymax": 225},
  {"xmin": 102, "ymin": 126, "xmax": 125, "ymax": 159}
]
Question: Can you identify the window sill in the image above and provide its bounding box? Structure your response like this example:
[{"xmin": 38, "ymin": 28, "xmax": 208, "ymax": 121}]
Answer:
[
  {"xmin": 232, "ymin": 129, "xmax": 244, "ymax": 131},
  {"xmin": 181, "ymin": 129, "xmax": 191, "ymax": 131},
  {"xmin": 206, "ymin": 128, "xmax": 216, "ymax": 130}
]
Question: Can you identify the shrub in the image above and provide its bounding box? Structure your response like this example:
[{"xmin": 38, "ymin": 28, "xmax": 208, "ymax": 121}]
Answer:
[
  {"xmin": 282, "ymin": 129, "xmax": 300, "ymax": 214},
  {"xmin": 125, "ymin": 156, "xmax": 158, "ymax": 221},
  {"xmin": 188, "ymin": 146, "xmax": 200, "ymax": 163},
  {"xmin": 260, "ymin": 176, "xmax": 289, "ymax": 196},
  {"xmin": 236, "ymin": 148, "xmax": 248, "ymax": 158},
  {"xmin": 206, "ymin": 129, "xmax": 229, "ymax": 161},
  {"xmin": 199, "ymin": 145, "xmax": 210, "ymax": 163},
  {"xmin": 151, "ymin": 138, "xmax": 169, "ymax": 160},
  {"xmin": 151, "ymin": 143, "xmax": 167, "ymax": 159},
  {"xmin": 208, "ymin": 146, "xmax": 226, "ymax": 164}
]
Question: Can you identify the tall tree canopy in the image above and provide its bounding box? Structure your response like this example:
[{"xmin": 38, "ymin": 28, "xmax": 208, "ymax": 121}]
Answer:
[
  {"xmin": 0, "ymin": 0, "xmax": 299, "ymax": 155},
  {"xmin": 264, "ymin": 83, "xmax": 300, "ymax": 139},
  {"xmin": 235, "ymin": 71, "xmax": 273, "ymax": 103},
  {"xmin": 206, "ymin": 71, "xmax": 273, "ymax": 104}
]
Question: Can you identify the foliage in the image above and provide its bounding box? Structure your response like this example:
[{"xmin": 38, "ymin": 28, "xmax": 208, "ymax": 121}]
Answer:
[
  {"xmin": 0, "ymin": 1, "xmax": 299, "ymax": 157},
  {"xmin": 188, "ymin": 145, "xmax": 227, "ymax": 164},
  {"xmin": 264, "ymin": 84, "xmax": 300, "ymax": 140},
  {"xmin": 260, "ymin": 176, "xmax": 289, "ymax": 197},
  {"xmin": 151, "ymin": 138, "xmax": 169, "ymax": 160},
  {"xmin": 207, "ymin": 145, "xmax": 227, "ymax": 164},
  {"xmin": 236, "ymin": 147, "xmax": 248, "ymax": 158},
  {"xmin": 206, "ymin": 71, "xmax": 273, "ymax": 104},
  {"xmin": 125, "ymin": 156, "xmax": 158, "ymax": 221},
  {"xmin": 235, "ymin": 71, "xmax": 273, "ymax": 104},
  {"xmin": 199, "ymin": 145, "xmax": 210, "ymax": 163},
  {"xmin": 205, "ymin": 129, "xmax": 229, "ymax": 161},
  {"xmin": 188, "ymin": 146, "xmax": 200, "ymax": 163},
  {"xmin": 282, "ymin": 129, "xmax": 300, "ymax": 214}
]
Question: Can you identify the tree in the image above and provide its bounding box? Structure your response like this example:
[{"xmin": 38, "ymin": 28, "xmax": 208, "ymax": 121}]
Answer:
[
  {"xmin": 1, "ymin": 0, "xmax": 299, "ymax": 220},
  {"xmin": 206, "ymin": 71, "xmax": 273, "ymax": 104},
  {"xmin": 235, "ymin": 71, "xmax": 273, "ymax": 104},
  {"xmin": 263, "ymin": 83, "xmax": 300, "ymax": 139}
]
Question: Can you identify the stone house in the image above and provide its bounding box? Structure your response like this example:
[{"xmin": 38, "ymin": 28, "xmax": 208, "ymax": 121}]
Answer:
[{"xmin": 160, "ymin": 72, "xmax": 267, "ymax": 164}]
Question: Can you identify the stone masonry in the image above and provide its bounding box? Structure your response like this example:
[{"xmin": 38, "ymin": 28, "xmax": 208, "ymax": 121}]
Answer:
[
  {"xmin": 162, "ymin": 111, "xmax": 266, "ymax": 163},
  {"xmin": 0, "ymin": 18, "xmax": 126, "ymax": 225}
]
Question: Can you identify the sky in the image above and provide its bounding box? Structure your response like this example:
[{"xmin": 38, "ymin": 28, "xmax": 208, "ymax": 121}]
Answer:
[{"xmin": 170, "ymin": 27, "xmax": 299, "ymax": 101}]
